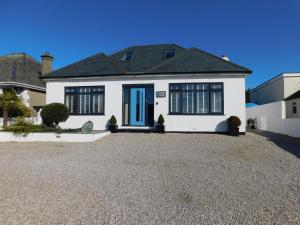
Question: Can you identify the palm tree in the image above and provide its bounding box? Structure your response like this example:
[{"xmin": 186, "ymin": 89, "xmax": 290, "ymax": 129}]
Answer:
[{"xmin": 0, "ymin": 89, "xmax": 30, "ymax": 128}]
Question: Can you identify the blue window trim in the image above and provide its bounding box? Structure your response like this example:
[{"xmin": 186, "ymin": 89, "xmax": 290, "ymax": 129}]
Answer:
[{"xmin": 168, "ymin": 82, "xmax": 224, "ymax": 115}]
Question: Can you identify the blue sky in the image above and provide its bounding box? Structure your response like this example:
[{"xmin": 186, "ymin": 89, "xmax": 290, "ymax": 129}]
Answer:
[{"xmin": 0, "ymin": 0, "xmax": 299, "ymax": 89}]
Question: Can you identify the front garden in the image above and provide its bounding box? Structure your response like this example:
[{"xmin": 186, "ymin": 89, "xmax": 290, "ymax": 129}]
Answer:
[{"xmin": 0, "ymin": 89, "xmax": 107, "ymax": 142}]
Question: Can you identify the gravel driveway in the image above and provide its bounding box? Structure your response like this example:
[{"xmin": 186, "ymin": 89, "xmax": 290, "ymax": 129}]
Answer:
[{"xmin": 0, "ymin": 132, "xmax": 299, "ymax": 225}]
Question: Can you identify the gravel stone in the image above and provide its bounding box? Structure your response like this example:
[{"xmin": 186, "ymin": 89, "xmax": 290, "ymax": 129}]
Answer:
[{"xmin": 0, "ymin": 132, "xmax": 299, "ymax": 224}]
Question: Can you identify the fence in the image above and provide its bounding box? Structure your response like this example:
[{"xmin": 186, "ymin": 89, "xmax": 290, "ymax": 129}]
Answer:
[
  {"xmin": 246, "ymin": 101, "xmax": 300, "ymax": 138},
  {"xmin": 0, "ymin": 109, "xmax": 42, "ymax": 129}
]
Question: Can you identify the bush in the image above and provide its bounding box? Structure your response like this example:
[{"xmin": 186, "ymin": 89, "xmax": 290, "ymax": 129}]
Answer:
[
  {"xmin": 109, "ymin": 115, "xmax": 117, "ymax": 125},
  {"xmin": 4, "ymin": 118, "xmax": 42, "ymax": 135},
  {"xmin": 227, "ymin": 116, "xmax": 241, "ymax": 128},
  {"xmin": 4, "ymin": 118, "xmax": 81, "ymax": 135},
  {"xmin": 41, "ymin": 103, "xmax": 69, "ymax": 127},
  {"xmin": 157, "ymin": 114, "xmax": 164, "ymax": 125}
]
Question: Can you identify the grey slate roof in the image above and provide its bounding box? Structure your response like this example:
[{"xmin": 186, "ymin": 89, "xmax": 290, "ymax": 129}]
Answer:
[
  {"xmin": 285, "ymin": 90, "xmax": 300, "ymax": 101},
  {"xmin": 0, "ymin": 53, "xmax": 45, "ymax": 88},
  {"xmin": 44, "ymin": 53, "xmax": 126, "ymax": 78},
  {"xmin": 43, "ymin": 44, "xmax": 251, "ymax": 78},
  {"xmin": 149, "ymin": 48, "xmax": 251, "ymax": 74},
  {"xmin": 110, "ymin": 44, "xmax": 186, "ymax": 73}
]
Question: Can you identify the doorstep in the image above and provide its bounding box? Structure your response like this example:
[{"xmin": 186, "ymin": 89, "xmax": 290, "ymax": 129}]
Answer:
[{"xmin": 118, "ymin": 126, "xmax": 153, "ymax": 133}]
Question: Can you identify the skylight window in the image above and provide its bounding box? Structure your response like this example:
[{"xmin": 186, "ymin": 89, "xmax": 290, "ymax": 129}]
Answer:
[
  {"xmin": 121, "ymin": 51, "xmax": 134, "ymax": 61},
  {"xmin": 163, "ymin": 49, "xmax": 176, "ymax": 60}
]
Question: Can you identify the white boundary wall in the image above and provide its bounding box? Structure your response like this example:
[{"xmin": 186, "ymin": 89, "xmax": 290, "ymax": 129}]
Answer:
[
  {"xmin": 0, "ymin": 131, "xmax": 110, "ymax": 142},
  {"xmin": 246, "ymin": 101, "xmax": 300, "ymax": 138}
]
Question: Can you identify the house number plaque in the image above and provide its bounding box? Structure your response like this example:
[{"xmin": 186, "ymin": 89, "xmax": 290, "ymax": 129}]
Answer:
[{"xmin": 156, "ymin": 91, "xmax": 166, "ymax": 98}]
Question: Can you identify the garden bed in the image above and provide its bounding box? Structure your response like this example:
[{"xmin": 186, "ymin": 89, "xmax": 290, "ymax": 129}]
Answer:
[{"xmin": 0, "ymin": 131, "xmax": 110, "ymax": 142}]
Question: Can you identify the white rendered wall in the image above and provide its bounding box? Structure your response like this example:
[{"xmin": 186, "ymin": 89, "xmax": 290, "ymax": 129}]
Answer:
[
  {"xmin": 250, "ymin": 77, "xmax": 284, "ymax": 105},
  {"xmin": 246, "ymin": 101, "xmax": 300, "ymax": 138},
  {"xmin": 19, "ymin": 89, "xmax": 30, "ymax": 107},
  {"xmin": 46, "ymin": 75, "xmax": 246, "ymax": 132}
]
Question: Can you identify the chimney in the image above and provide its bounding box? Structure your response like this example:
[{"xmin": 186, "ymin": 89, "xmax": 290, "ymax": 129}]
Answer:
[
  {"xmin": 41, "ymin": 51, "xmax": 54, "ymax": 75},
  {"xmin": 221, "ymin": 55, "xmax": 229, "ymax": 61}
]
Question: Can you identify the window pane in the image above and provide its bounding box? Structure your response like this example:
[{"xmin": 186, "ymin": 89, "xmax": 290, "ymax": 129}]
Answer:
[
  {"xmin": 170, "ymin": 92, "xmax": 181, "ymax": 113},
  {"xmin": 196, "ymin": 84, "xmax": 209, "ymax": 90},
  {"xmin": 170, "ymin": 84, "xmax": 180, "ymax": 90},
  {"xmin": 182, "ymin": 84, "xmax": 194, "ymax": 90},
  {"xmin": 122, "ymin": 52, "xmax": 134, "ymax": 61},
  {"xmin": 196, "ymin": 91, "xmax": 209, "ymax": 114},
  {"xmin": 211, "ymin": 84, "xmax": 222, "ymax": 89},
  {"xmin": 99, "ymin": 94, "xmax": 104, "ymax": 113},
  {"xmin": 211, "ymin": 92, "xmax": 222, "ymax": 113},
  {"xmin": 79, "ymin": 93, "xmax": 90, "ymax": 114},
  {"xmin": 92, "ymin": 95, "xmax": 97, "ymax": 113},
  {"xmin": 182, "ymin": 91, "xmax": 195, "ymax": 114},
  {"xmin": 164, "ymin": 49, "xmax": 176, "ymax": 60}
]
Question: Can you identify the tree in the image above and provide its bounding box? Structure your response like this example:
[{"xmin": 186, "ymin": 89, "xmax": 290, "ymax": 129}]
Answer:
[
  {"xmin": 41, "ymin": 103, "xmax": 69, "ymax": 127},
  {"xmin": 0, "ymin": 89, "xmax": 30, "ymax": 128}
]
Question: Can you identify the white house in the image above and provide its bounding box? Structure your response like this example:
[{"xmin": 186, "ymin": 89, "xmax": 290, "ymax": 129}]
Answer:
[
  {"xmin": 249, "ymin": 72, "xmax": 300, "ymax": 105},
  {"xmin": 42, "ymin": 44, "xmax": 251, "ymax": 132},
  {"xmin": 247, "ymin": 72, "xmax": 300, "ymax": 138}
]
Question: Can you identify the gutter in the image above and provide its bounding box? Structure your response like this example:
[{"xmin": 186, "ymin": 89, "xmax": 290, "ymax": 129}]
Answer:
[
  {"xmin": 0, "ymin": 82, "xmax": 46, "ymax": 92},
  {"xmin": 41, "ymin": 71, "xmax": 251, "ymax": 81}
]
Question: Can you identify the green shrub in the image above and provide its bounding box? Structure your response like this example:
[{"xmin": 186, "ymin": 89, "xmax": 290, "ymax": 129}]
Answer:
[
  {"xmin": 110, "ymin": 115, "xmax": 117, "ymax": 125},
  {"xmin": 4, "ymin": 118, "xmax": 42, "ymax": 135},
  {"xmin": 157, "ymin": 114, "xmax": 164, "ymax": 125},
  {"xmin": 227, "ymin": 116, "xmax": 241, "ymax": 128},
  {"xmin": 41, "ymin": 103, "xmax": 69, "ymax": 127},
  {"xmin": 4, "ymin": 118, "xmax": 81, "ymax": 135}
]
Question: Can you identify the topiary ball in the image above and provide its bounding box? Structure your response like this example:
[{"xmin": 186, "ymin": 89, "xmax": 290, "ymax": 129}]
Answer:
[
  {"xmin": 41, "ymin": 103, "xmax": 69, "ymax": 127},
  {"xmin": 227, "ymin": 116, "xmax": 241, "ymax": 128}
]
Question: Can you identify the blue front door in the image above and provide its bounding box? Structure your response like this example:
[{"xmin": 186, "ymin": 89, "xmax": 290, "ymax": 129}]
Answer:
[{"xmin": 130, "ymin": 88, "xmax": 145, "ymax": 126}]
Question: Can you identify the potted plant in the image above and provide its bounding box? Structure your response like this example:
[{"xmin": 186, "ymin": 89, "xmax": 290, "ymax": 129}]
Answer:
[
  {"xmin": 247, "ymin": 118, "xmax": 256, "ymax": 129},
  {"xmin": 227, "ymin": 116, "xmax": 241, "ymax": 136},
  {"xmin": 156, "ymin": 114, "xmax": 165, "ymax": 133},
  {"xmin": 108, "ymin": 115, "xmax": 118, "ymax": 133}
]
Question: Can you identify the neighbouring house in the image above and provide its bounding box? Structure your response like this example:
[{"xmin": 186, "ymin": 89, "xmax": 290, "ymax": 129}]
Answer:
[
  {"xmin": 247, "ymin": 72, "xmax": 300, "ymax": 138},
  {"xmin": 285, "ymin": 90, "xmax": 300, "ymax": 118},
  {"xmin": 249, "ymin": 72, "xmax": 300, "ymax": 105},
  {"xmin": 42, "ymin": 44, "xmax": 251, "ymax": 132},
  {"xmin": 0, "ymin": 52, "xmax": 54, "ymax": 116}
]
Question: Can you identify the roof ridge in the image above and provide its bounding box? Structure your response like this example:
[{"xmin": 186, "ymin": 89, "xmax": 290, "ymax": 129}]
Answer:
[
  {"xmin": 2, "ymin": 53, "xmax": 41, "ymax": 65},
  {"xmin": 109, "ymin": 43, "xmax": 186, "ymax": 57},
  {"xmin": 127, "ymin": 43, "xmax": 185, "ymax": 49},
  {"xmin": 190, "ymin": 47, "xmax": 252, "ymax": 73}
]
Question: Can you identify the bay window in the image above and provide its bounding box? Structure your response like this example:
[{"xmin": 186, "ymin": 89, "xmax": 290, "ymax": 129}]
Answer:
[{"xmin": 169, "ymin": 83, "xmax": 223, "ymax": 115}]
